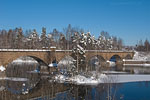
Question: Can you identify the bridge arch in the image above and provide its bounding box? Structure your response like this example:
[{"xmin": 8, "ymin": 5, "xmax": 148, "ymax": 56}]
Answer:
[
  {"xmin": 57, "ymin": 56, "xmax": 75, "ymax": 73},
  {"xmin": 5, "ymin": 54, "xmax": 48, "ymax": 67},
  {"xmin": 88, "ymin": 55, "xmax": 106, "ymax": 71},
  {"xmin": 55, "ymin": 52, "xmax": 73, "ymax": 63},
  {"xmin": 109, "ymin": 55, "xmax": 122, "ymax": 62},
  {"xmin": 7, "ymin": 56, "xmax": 48, "ymax": 69},
  {"xmin": 5, "ymin": 56, "xmax": 43, "ymax": 94}
]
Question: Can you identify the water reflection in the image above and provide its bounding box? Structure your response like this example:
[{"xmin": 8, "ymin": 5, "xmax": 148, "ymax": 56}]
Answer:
[
  {"xmin": 1, "ymin": 79, "xmax": 150, "ymax": 100},
  {"xmin": 123, "ymin": 66, "xmax": 150, "ymax": 74},
  {"xmin": 5, "ymin": 57, "xmax": 40, "ymax": 94},
  {"xmin": 1, "ymin": 57, "xmax": 150, "ymax": 100}
]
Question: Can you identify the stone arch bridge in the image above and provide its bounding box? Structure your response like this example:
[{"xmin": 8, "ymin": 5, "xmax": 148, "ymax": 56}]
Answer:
[{"xmin": 0, "ymin": 49, "xmax": 134, "ymax": 67}]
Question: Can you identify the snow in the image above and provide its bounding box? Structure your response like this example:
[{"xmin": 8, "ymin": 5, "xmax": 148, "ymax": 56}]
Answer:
[
  {"xmin": 124, "ymin": 51, "xmax": 150, "ymax": 65},
  {"xmin": 0, "ymin": 86, "xmax": 5, "ymax": 91},
  {"xmin": 123, "ymin": 64, "xmax": 150, "ymax": 67},
  {"xmin": 49, "ymin": 63, "xmax": 57, "ymax": 67},
  {"xmin": 109, "ymin": 74, "xmax": 150, "ymax": 83},
  {"xmin": 50, "ymin": 46, "xmax": 56, "ymax": 49},
  {"xmin": 77, "ymin": 44, "xmax": 85, "ymax": 54},
  {"xmin": 0, "ymin": 77, "xmax": 6, "ymax": 80},
  {"xmin": 58, "ymin": 60, "xmax": 73, "ymax": 65},
  {"xmin": 0, "ymin": 77, "xmax": 28, "ymax": 81},
  {"xmin": 72, "ymin": 75, "xmax": 99, "ymax": 85},
  {"xmin": 57, "ymin": 56, "xmax": 75, "ymax": 71},
  {"xmin": 133, "ymin": 51, "xmax": 150, "ymax": 60},
  {"xmin": 72, "ymin": 74, "xmax": 107, "ymax": 85},
  {"xmin": 102, "ymin": 71, "xmax": 128, "ymax": 74},
  {"xmin": 106, "ymin": 60, "xmax": 116, "ymax": 67},
  {"xmin": 54, "ymin": 74, "xmax": 150, "ymax": 85},
  {"xmin": 54, "ymin": 74, "xmax": 107, "ymax": 85},
  {"xmin": 0, "ymin": 49, "xmax": 131, "ymax": 53},
  {"xmin": 55, "ymin": 75, "xmax": 68, "ymax": 83},
  {"xmin": 0, "ymin": 66, "xmax": 6, "ymax": 72},
  {"xmin": 123, "ymin": 59, "xmax": 148, "ymax": 61},
  {"xmin": 12, "ymin": 59, "xmax": 38, "ymax": 63}
]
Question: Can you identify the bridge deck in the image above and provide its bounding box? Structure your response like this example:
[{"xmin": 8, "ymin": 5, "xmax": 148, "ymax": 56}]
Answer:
[{"xmin": 0, "ymin": 49, "xmax": 134, "ymax": 53}]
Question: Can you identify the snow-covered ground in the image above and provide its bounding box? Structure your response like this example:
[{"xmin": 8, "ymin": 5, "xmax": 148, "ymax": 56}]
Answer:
[
  {"xmin": 123, "ymin": 51, "xmax": 150, "ymax": 61},
  {"xmin": 132, "ymin": 51, "xmax": 150, "ymax": 61},
  {"xmin": 54, "ymin": 73, "xmax": 150, "ymax": 85},
  {"xmin": 123, "ymin": 51, "xmax": 150, "ymax": 66}
]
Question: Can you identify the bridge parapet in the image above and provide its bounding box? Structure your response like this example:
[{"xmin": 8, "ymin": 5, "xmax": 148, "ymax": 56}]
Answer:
[{"xmin": 0, "ymin": 49, "xmax": 134, "ymax": 52}]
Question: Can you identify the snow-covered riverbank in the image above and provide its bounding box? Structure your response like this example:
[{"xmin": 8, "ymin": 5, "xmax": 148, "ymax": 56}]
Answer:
[
  {"xmin": 54, "ymin": 73, "xmax": 150, "ymax": 85},
  {"xmin": 131, "ymin": 51, "xmax": 150, "ymax": 61}
]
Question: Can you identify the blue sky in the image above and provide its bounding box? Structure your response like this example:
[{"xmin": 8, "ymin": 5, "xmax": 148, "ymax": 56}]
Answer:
[{"xmin": 0, "ymin": 0, "xmax": 150, "ymax": 46}]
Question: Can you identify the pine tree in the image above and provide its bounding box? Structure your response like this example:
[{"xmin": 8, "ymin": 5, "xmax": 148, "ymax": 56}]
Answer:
[{"xmin": 40, "ymin": 27, "xmax": 48, "ymax": 48}]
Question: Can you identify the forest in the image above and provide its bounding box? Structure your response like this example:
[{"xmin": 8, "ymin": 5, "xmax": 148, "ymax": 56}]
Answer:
[
  {"xmin": 135, "ymin": 39, "xmax": 150, "ymax": 52},
  {"xmin": 0, "ymin": 24, "xmax": 124, "ymax": 50}
]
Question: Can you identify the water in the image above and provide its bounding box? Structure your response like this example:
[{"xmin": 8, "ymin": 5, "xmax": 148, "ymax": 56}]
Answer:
[
  {"xmin": 115, "ymin": 82, "xmax": 150, "ymax": 100},
  {"xmin": 1, "ymin": 58, "xmax": 150, "ymax": 100}
]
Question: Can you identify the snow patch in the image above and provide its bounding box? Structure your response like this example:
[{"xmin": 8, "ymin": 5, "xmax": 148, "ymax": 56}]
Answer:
[
  {"xmin": 54, "ymin": 74, "xmax": 150, "ymax": 85},
  {"xmin": 109, "ymin": 74, "xmax": 150, "ymax": 83},
  {"xmin": 102, "ymin": 71, "xmax": 128, "ymax": 74},
  {"xmin": 54, "ymin": 74, "xmax": 107, "ymax": 85},
  {"xmin": 0, "ymin": 77, "xmax": 28, "ymax": 81},
  {"xmin": 12, "ymin": 59, "xmax": 38, "ymax": 63},
  {"xmin": 0, "ymin": 86, "xmax": 5, "ymax": 91},
  {"xmin": 133, "ymin": 51, "xmax": 150, "ymax": 60},
  {"xmin": 0, "ymin": 66, "xmax": 6, "ymax": 72},
  {"xmin": 49, "ymin": 63, "xmax": 57, "ymax": 67},
  {"xmin": 107, "ymin": 60, "xmax": 116, "ymax": 67},
  {"xmin": 124, "ymin": 64, "xmax": 150, "ymax": 67}
]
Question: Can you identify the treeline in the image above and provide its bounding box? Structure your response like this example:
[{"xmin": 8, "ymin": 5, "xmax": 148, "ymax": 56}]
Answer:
[
  {"xmin": 0, "ymin": 24, "xmax": 123, "ymax": 50},
  {"xmin": 136, "ymin": 39, "xmax": 150, "ymax": 52}
]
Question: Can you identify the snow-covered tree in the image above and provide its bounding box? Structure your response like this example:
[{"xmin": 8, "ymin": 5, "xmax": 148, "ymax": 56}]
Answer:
[
  {"xmin": 97, "ymin": 32, "xmax": 107, "ymax": 49},
  {"xmin": 107, "ymin": 37, "xmax": 113, "ymax": 50},
  {"xmin": 86, "ymin": 32, "xmax": 92, "ymax": 49},
  {"xmin": 91, "ymin": 35, "xmax": 98, "ymax": 49},
  {"xmin": 72, "ymin": 32, "xmax": 86, "ymax": 72},
  {"xmin": 59, "ymin": 33, "xmax": 66, "ymax": 49},
  {"xmin": 14, "ymin": 28, "xmax": 24, "ymax": 48},
  {"xmin": 40, "ymin": 27, "xmax": 48, "ymax": 48},
  {"xmin": 47, "ymin": 33, "xmax": 54, "ymax": 47},
  {"xmin": 80, "ymin": 32, "xmax": 87, "ymax": 49},
  {"xmin": 27, "ymin": 29, "xmax": 39, "ymax": 48}
]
